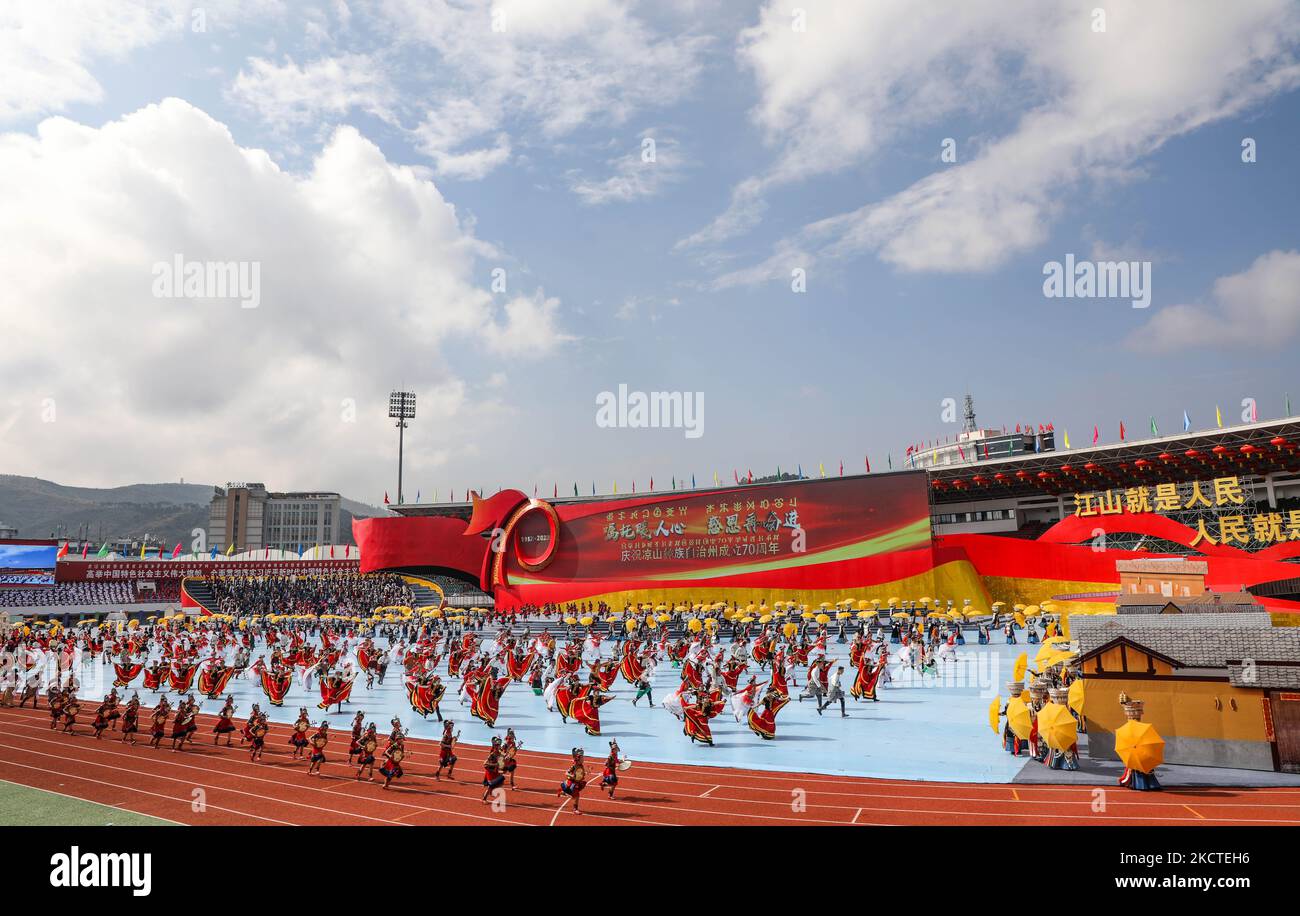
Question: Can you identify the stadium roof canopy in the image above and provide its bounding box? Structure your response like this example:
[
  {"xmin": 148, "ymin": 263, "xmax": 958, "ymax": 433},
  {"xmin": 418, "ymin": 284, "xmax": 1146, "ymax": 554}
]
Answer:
[{"xmin": 928, "ymin": 417, "xmax": 1300, "ymax": 503}]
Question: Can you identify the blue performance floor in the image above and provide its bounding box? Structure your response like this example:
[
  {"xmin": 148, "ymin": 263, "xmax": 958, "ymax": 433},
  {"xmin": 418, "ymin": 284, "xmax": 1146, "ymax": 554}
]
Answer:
[{"xmin": 93, "ymin": 636, "xmax": 1034, "ymax": 783}]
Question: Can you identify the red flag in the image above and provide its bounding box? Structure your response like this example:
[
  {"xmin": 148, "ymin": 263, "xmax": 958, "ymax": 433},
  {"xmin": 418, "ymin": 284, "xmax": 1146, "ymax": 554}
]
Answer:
[
  {"xmin": 157, "ymin": 544, "xmax": 165, "ymax": 558},
  {"xmin": 864, "ymin": 455, "xmax": 871, "ymax": 473},
  {"xmin": 264, "ymin": 546, "xmax": 269, "ymax": 559},
  {"xmin": 329, "ymin": 544, "xmax": 335, "ymax": 558},
  {"xmin": 172, "ymin": 542, "xmax": 181, "ymax": 558},
  {"xmin": 56, "ymin": 542, "xmax": 69, "ymax": 559},
  {"xmin": 553, "ymin": 484, "xmax": 557, "ymax": 499},
  {"xmin": 1119, "ymin": 421, "xmax": 1126, "ymax": 441},
  {"xmin": 838, "ymin": 460, "xmax": 843, "ymax": 476},
  {"xmin": 734, "ymin": 470, "xmax": 740, "ymax": 484},
  {"xmin": 80, "ymin": 543, "xmax": 88, "ymax": 559},
  {"xmin": 1092, "ymin": 425, "xmax": 1099, "ymax": 445},
  {"xmin": 650, "ymin": 477, "xmax": 654, "ymax": 490},
  {"xmin": 632, "ymin": 481, "xmax": 636, "ymax": 494},
  {"xmin": 383, "ymin": 491, "xmax": 390, "ymax": 505},
  {"xmin": 983, "ymin": 443, "xmax": 990, "ymax": 459},
  {"xmin": 1015, "ymin": 423, "xmax": 1021, "ymax": 433},
  {"xmin": 747, "ymin": 469, "xmax": 753, "ymax": 483},
  {"xmin": 958, "ymin": 445, "xmax": 966, "ymax": 461}
]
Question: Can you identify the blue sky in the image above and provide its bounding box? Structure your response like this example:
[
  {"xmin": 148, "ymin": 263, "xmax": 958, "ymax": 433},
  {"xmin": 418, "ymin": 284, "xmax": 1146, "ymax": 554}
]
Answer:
[{"xmin": 1, "ymin": 1, "xmax": 1298, "ymax": 504}]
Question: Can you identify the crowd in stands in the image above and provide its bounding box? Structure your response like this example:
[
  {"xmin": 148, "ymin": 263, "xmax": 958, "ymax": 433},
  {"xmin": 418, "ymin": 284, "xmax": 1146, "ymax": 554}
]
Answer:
[
  {"xmin": 0, "ymin": 581, "xmax": 137, "ymax": 608},
  {"xmin": 206, "ymin": 572, "xmax": 416, "ymax": 617}
]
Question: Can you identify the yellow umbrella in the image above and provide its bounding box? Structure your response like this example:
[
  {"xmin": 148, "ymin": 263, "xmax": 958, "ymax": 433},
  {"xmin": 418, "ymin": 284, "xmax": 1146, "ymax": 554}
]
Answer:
[
  {"xmin": 815, "ymin": 613, "xmax": 830, "ymax": 625},
  {"xmin": 891, "ymin": 612, "xmax": 909, "ymax": 620},
  {"xmin": 1115, "ymin": 721, "xmax": 1164, "ymax": 772},
  {"xmin": 687, "ymin": 618, "xmax": 702, "ymax": 633},
  {"xmin": 1044, "ymin": 635, "xmax": 1069, "ymax": 646},
  {"xmin": 782, "ymin": 622, "xmax": 798, "ymax": 639},
  {"xmin": 855, "ymin": 610, "xmax": 873, "ymax": 619},
  {"xmin": 1034, "ymin": 643, "xmax": 1057, "ymax": 668},
  {"xmin": 1005, "ymin": 697, "xmax": 1032, "ymax": 740},
  {"xmin": 1013, "ymin": 611, "xmax": 1027, "ymax": 628},
  {"xmin": 988, "ymin": 696, "xmax": 1001, "ymax": 734},
  {"xmin": 1037, "ymin": 702, "xmax": 1077, "ymax": 751},
  {"xmin": 759, "ymin": 614, "xmax": 773, "ymax": 624},
  {"xmin": 1023, "ymin": 605, "xmax": 1041, "ymax": 618},
  {"xmin": 1067, "ymin": 679, "xmax": 1085, "ymax": 717},
  {"xmin": 1012, "ymin": 652, "xmax": 1028, "ymax": 682}
]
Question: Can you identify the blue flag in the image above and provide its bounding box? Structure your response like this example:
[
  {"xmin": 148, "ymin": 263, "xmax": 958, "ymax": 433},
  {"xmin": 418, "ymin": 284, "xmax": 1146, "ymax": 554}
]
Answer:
[
  {"xmin": 1183, "ymin": 410, "xmax": 1191, "ymax": 432},
  {"xmin": 691, "ymin": 473, "xmax": 696, "ymax": 489}
]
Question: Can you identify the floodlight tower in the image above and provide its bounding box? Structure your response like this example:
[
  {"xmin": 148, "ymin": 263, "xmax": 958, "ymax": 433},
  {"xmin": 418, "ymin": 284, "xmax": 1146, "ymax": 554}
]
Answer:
[{"xmin": 388, "ymin": 390, "xmax": 416, "ymax": 505}]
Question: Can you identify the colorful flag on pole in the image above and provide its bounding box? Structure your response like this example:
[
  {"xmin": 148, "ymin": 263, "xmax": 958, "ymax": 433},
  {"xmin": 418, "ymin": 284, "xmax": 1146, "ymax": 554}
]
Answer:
[
  {"xmin": 56, "ymin": 542, "xmax": 69, "ymax": 559},
  {"xmin": 1150, "ymin": 417, "xmax": 1159, "ymax": 436},
  {"xmin": 865, "ymin": 455, "xmax": 871, "ymax": 473},
  {"xmin": 225, "ymin": 542, "xmax": 234, "ymax": 557},
  {"xmin": 97, "ymin": 543, "xmax": 108, "ymax": 558},
  {"xmin": 1215, "ymin": 405, "xmax": 1223, "ymax": 428},
  {"xmin": 1119, "ymin": 421, "xmax": 1126, "ymax": 441},
  {"xmin": 1183, "ymin": 410, "xmax": 1191, "ymax": 432},
  {"xmin": 1063, "ymin": 430, "xmax": 1071, "ymax": 449},
  {"xmin": 818, "ymin": 462, "xmax": 825, "ymax": 478},
  {"xmin": 383, "ymin": 491, "xmax": 390, "ymax": 505},
  {"xmin": 1092, "ymin": 425, "xmax": 1099, "ymax": 445},
  {"xmin": 139, "ymin": 542, "xmax": 146, "ymax": 560}
]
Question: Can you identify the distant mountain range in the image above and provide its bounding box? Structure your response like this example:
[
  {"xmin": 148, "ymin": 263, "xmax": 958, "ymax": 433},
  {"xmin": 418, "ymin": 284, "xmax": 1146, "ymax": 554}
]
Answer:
[{"xmin": 0, "ymin": 475, "xmax": 384, "ymax": 547}]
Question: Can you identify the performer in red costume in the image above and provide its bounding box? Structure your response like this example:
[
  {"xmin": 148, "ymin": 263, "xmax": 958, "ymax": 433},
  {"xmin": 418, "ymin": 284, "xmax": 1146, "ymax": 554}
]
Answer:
[
  {"xmin": 681, "ymin": 686, "xmax": 718, "ymax": 745},
  {"xmin": 570, "ymin": 679, "xmax": 614, "ymax": 736},
  {"xmin": 747, "ymin": 686, "xmax": 791, "ymax": 740},
  {"xmin": 120, "ymin": 693, "xmax": 141, "ymax": 745},
  {"xmin": 212, "ymin": 695, "xmax": 238, "ymax": 744},
  {"xmin": 481, "ymin": 735, "xmax": 507, "ymax": 802},
  {"xmin": 379, "ymin": 733, "xmax": 406, "ymax": 790},
  {"xmin": 355, "ymin": 724, "xmax": 379, "ymax": 781},
  {"xmin": 502, "ymin": 728, "xmax": 522, "ymax": 790},
  {"xmin": 599, "ymin": 740, "xmax": 625, "ymax": 798},
  {"xmin": 306, "ymin": 722, "xmax": 330, "ymax": 776},
  {"xmin": 851, "ymin": 650, "xmax": 884, "ymax": 702},
  {"xmin": 469, "ymin": 668, "xmax": 510, "ymax": 728},
  {"xmin": 249, "ymin": 713, "xmax": 269, "ymax": 762},
  {"xmin": 346, "ymin": 711, "xmax": 365, "ymax": 764},
  {"xmin": 435, "ymin": 719, "xmax": 459, "ymax": 780},
  {"xmin": 557, "ymin": 747, "xmax": 588, "ymax": 814},
  {"xmin": 288, "ymin": 707, "xmax": 311, "ymax": 759}
]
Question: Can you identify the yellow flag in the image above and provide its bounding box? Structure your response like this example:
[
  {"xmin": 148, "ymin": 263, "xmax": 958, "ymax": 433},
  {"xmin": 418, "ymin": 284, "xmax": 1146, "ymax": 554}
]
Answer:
[
  {"xmin": 713, "ymin": 471, "xmax": 719, "ymax": 486},
  {"xmin": 1063, "ymin": 430, "xmax": 1071, "ymax": 449},
  {"xmin": 225, "ymin": 542, "xmax": 235, "ymax": 556},
  {"xmin": 818, "ymin": 462, "xmax": 826, "ymax": 478},
  {"xmin": 1215, "ymin": 405, "xmax": 1223, "ymax": 428},
  {"xmin": 139, "ymin": 542, "xmax": 145, "ymax": 559},
  {"xmin": 613, "ymin": 481, "xmax": 618, "ymax": 494}
]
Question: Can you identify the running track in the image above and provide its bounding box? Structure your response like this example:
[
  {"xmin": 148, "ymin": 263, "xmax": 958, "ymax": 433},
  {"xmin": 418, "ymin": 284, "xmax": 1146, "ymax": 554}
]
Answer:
[{"xmin": 1, "ymin": 706, "xmax": 1298, "ymax": 826}]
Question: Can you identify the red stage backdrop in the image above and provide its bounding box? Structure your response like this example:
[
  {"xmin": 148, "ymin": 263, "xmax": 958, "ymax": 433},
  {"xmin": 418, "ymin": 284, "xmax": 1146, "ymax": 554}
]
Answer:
[{"xmin": 356, "ymin": 472, "xmax": 940, "ymax": 609}]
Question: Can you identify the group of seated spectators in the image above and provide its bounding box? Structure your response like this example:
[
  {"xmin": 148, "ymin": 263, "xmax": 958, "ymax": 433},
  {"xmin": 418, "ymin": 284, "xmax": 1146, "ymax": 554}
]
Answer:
[
  {"xmin": 0, "ymin": 581, "xmax": 137, "ymax": 607},
  {"xmin": 206, "ymin": 571, "xmax": 416, "ymax": 617}
]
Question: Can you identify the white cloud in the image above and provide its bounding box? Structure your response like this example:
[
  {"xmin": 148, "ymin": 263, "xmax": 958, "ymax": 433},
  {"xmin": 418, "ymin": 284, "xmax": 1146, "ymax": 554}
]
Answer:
[
  {"xmin": 0, "ymin": 1, "xmax": 187, "ymax": 122},
  {"xmin": 482, "ymin": 291, "xmax": 573, "ymax": 356},
  {"xmin": 375, "ymin": 0, "xmax": 710, "ymax": 180},
  {"xmin": 0, "ymin": 99, "xmax": 567, "ymax": 495},
  {"xmin": 693, "ymin": 0, "xmax": 1300, "ymax": 275},
  {"xmin": 0, "ymin": 0, "xmax": 285, "ymax": 124},
  {"xmin": 227, "ymin": 53, "xmax": 397, "ymax": 128},
  {"xmin": 568, "ymin": 136, "xmax": 688, "ymax": 205},
  {"xmin": 1127, "ymin": 250, "xmax": 1300, "ymax": 352}
]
